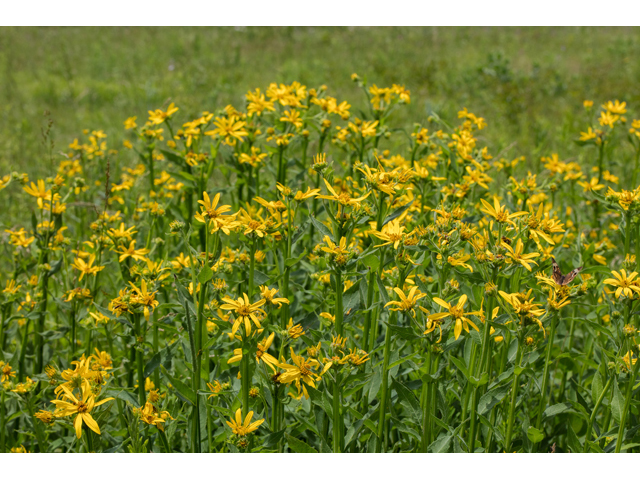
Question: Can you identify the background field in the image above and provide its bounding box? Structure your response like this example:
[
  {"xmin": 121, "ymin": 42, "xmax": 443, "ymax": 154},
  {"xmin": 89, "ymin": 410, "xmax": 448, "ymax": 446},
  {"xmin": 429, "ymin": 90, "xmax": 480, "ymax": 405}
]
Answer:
[{"xmin": 1, "ymin": 26, "xmax": 639, "ymax": 178}]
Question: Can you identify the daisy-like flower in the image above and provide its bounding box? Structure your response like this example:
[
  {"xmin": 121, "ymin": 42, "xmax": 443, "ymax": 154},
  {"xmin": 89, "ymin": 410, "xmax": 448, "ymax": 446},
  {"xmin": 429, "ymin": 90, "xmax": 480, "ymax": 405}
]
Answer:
[
  {"xmin": 129, "ymin": 279, "xmax": 159, "ymax": 321},
  {"xmin": 499, "ymin": 290, "xmax": 547, "ymax": 333},
  {"xmin": 279, "ymin": 347, "xmax": 323, "ymax": 398},
  {"xmin": 205, "ymin": 116, "xmax": 248, "ymax": 146},
  {"xmin": 369, "ymin": 219, "xmax": 410, "ymax": 250},
  {"xmin": 428, "ymin": 294, "xmax": 479, "ymax": 340},
  {"xmin": 117, "ymin": 240, "xmax": 150, "ymax": 263},
  {"xmin": 317, "ymin": 178, "xmax": 370, "ymax": 206},
  {"xmin": 419, "ymin": 306, "xmax": 443, "ymax": 343},
  {"xmin": 134, "ymin": 401, "xmax": 172, "ymax": 431},
  {"xmin": 220, "ymin": 293, "xmax": 266, "ymax": 336},
  {"xmin": 194, "ymin": 192, "xmax": 237, "ymax": 234},
  {"xmin": 479, "ymin": 196, "xmax": 526, "ymax": 226},
  {"xmin": 259, "ymin": 286, "xmax": 290, "ymax": 308},
  {"xmin": 502, "ymin": 238, "xmax": 539, "ymax": 272},
  {"xmin": 148, "ymin": 102, "xmax": 179, "ymax": 124},
  {"xmin": 50, "ymin": 381, "xmax": 113, "ymax": 439},
  {"xmin": 293, "ymin": 187, "xmax": 321, "ymax": 202},
  {"xmin": 603, "ymin": 270, "xmax": 640, "ymax": 299},
  {"xmin": 71, "ymin": 254, "xmax": 105, "ymax": 281},
  {"xmin": 385, "ymin": 286, "xmax": 427, "ymax": 317},
  {"xmin": 226, "ymin": 408, "xmax": 265, "ymax": 437}
]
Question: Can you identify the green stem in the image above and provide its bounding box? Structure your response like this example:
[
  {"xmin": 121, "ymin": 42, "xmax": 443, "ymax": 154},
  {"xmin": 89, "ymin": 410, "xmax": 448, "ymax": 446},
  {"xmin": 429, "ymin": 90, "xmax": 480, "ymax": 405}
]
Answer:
[
  {"xmin": 504, "ymin": 332, "xmax": 524, "ymax": 452},
  {"xmin": 376, "ymin": 313, "xmax": 394, "ymax": 452},
  {"xmin": 158, "ymin": 428, "xmax": 171, "ymax": 452},
  {"xmin": 0, "ymin": 389, "xmax": 5, "ymax": 452},
  {"xmin": 584, "ymin": 375, "xmax": 612, "ymax": 452},
  {"xmin": 332, "ymin": 269, "xmax": 344, "ymax": 453},
  {"xmin": 241, "ymin": 345, "xmax": 251, "ymax": 416},
  {"xmin": 248, "ymin": 237, "xmax": 256, "ymax": 298},
  {"xmin": 421, "ymin": 348, "xmax": 433, "ymax": 452},
  {"xmin": 134, "ymin": 314, "xmax": 145, "ymax": 406},
  {"xmin": 624, "ymin": 210, "xmax": 633, "ymax": 261},
  {"xmin": 535, "ymin": 313, "xmax": 557, "ymax": 431},
  {"xmin": 615, "ymin": 354, "xmax": 640, "ymax": 453}
]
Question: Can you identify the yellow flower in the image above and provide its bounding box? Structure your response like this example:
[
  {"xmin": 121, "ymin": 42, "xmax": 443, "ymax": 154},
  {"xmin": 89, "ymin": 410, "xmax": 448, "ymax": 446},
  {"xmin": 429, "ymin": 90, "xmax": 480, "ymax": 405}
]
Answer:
[
  {"xmin": 622, "ymin": 351, "xmax": 637, "ymax": 370},
  {"xmin": 117, "ymin": 240, "xmax": 150, "ymax": 263},
  {"xmin": 385, "ymin": 286, "xmax": 427, "ymax": 317},
  {"xmin": 194, "ymin": 192, "xmax": 237, "ymax": 234},
  {"xmin": 602, "ymin": 100, "xmax": 627, "ymax": 115},
  {"xmin": 205, "ymin": 116, "xmax": 248, "ymax": 146},
  {"xmin": 23, "ymin": 179, "xmax": 51, "ymax": 201},
  {"xmin": 579, "ymin": 127, "xmax": 598, "ymax": 142},
  {"xmin": 287, "ymin": 318, "xmax": 305, "ymax": 339},
  {"xmin": 50, "ymin": 381, "xmax": 113, "ymax": 439},
  {"xmin": 448, "ymin": 252, "xmax": 473, "ymax": 272},
  {"xmin": 502, "ymin": 238, "xmax": 540, "ymax": 271},
  {"xmin": 369, "ymin": 219, "xmax": 410, "ymax": 250},
  {"xmin": 226, "ymin": 408, "xmax": 265, "ymax": 436},
  {"xmin": 207, "ymin": 380, "xmax": 223, "ymax": 399},
  {"xmin": 293, "ymin": 187, "xmax": 320, "ymax": 202},
  {"xmin": 279, "ymin": 347, "xmax": 321, "ymax": 397},
  {"xmin": 593, "ymin": 254, "xmax": 607, "ymax": 265},
  {"xmin": 129, "ymin": 279, "xmax": 159, "ymax": 321},
  {"xmin": 317, "ymin": 178, "xmax": 370, "ymax": 206},
  {"xmin": 148, "ymin": 102, "xmax": 179, "ymax": 125},
  {"xmin": 259, "ymin": 286, "xmax": 289, "ymax": 308},
  {"xmin": 603, "ymin": 270, "xmax": 640, "ymax": 299},
  {"xmin": 124, "ymin": 116, "xmax": 137, "ymax": 129},
  {"xmin": 280, "ymin": 109, "xmax": 304, "ymax": 129},
  {"xmin": 499, "ymin": 290, "xmax": 546, "ymax": 333},
  {"xmin": 35, "ymin": 410, "xmax": 55, "ymax": 424},
  {"xmin": 71, "ymin": 254, "xmax": 105, "ymax": 281},
  {"xmin": 428, "ymin": 295, "xmax": 479, "ymax": 340},
  {"xmin": 134, "ymin": 401, "xmax": 172, "ymax": 431},
  {"xmin": 220, "ymin": 293, "xmax": 266, "ymax": 336},
  {"xmin": 577, "ymin": 176, "xmax": 605, "ymax": 193},
  {"xmin": 479, "ymin": 196, "xmax": 526, "ymax": 226},
  {"xmin": 1, "ymin": 361, "xmax": 16, "ymax": 382}
]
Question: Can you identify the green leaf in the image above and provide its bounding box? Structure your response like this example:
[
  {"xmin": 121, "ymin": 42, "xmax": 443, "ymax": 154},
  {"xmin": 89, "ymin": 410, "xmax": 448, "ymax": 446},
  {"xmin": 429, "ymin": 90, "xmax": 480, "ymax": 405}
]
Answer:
[
  {"xmin": 197, "ymin": 265, "xmax": 214, "ymax": 284},
  {"xmin": 450, "ymin": 356, "xmax": 470, "ymax": 379},
  {"xmin": 105, "ymin": 388, "xmax": 139, "ymax": 408},
  {"xmin": 253, "ymin": 269, "xmax": 271, "ymax": 286},
  {"xmin": 160, "ymin": 149, "xmax": 186, "ymax": 167},
  {"xmin": 478, "ymin": 383, "xmax": 510, "ymax": 415},
  {"xmin": 567, "ymin": 423, "xmax": 582, "ymax": 453},
  {"xmin": 391, "ymin": 378, "xmax": 421, "ymax": 424},
  {"xmin": 161, "ymin": 365, "xmax": 195, "ymax": 405},
  {"xmin": 263, "ymin": 428, "xmax": 286, "ymax": 449},
  {"xmin": 386, "ymin": 323, "xmax": 420, "ymax": 341},
  {"xmin": 143, "ymin": 352, "xmax": 162, "ymax": 378},
  {"xmin": 543, "ymin": 402, "xmax": 574, "ymax": 418},
  {"xmin": 46, "ymin": 258, "xmax": 64, "ymax": 278},
  {"xmin": 592, "ymin": 371, "xmax": 604, "ymax": 403},
  {"xmin": 291, "ymin": 219, "xmax": 310, "ymax": 246},
  {"xmin": 527, "ymin": 426, "xmax": 544, "ymax": 444},
  {"xmin": 612, "ymin": 378, "xmax": 624, "ymax": 424},
  {"xmin": 310, "ymin": 216, "xmax": 333, "ymax": 241},
  {"xmin": 429, "ymin": 434, "xmax": 452, "ymax": 453},
  {"xmin": 376, "ymin": 276, "xmax": 389, "ymax": 306},
  {"xmin": 286, "ymin": 434, "xmax": 318, "ymax": 453},
  {"xmin": 361, "ymin": 252, "xmax": 380, "ymax": 270},
  {"xmin": 368, "ymin": 369, "xmax": 382, "ymax": 404},
  {"xmin": 285, "ymin": 250, "xmax": 307, "ymax": 268},
  {"xmin": 382, "ymin": 199, "xmax": 414, "ymax": 227}
]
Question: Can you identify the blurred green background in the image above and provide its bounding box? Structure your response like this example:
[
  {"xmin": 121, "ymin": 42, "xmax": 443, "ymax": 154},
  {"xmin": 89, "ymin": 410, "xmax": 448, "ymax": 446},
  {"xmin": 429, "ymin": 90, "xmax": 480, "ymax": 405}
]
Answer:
[{"xmin": 1, "ymin": 26, "xmax": 639, "ymax": 178}]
